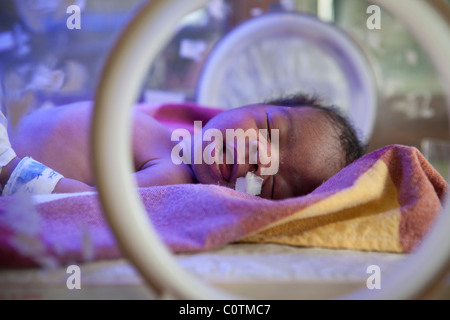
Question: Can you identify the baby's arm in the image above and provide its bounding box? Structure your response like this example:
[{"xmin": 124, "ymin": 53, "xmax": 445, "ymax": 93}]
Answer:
[
  {"xmin": 52, "ymin": 176, "xmax": 96, "ymax": 193},
  {"xmin": 0, "ymin": 156, "xmax": 95, "ymax": 195},
  {"xmin": 134, "ymin": 158, "xmax": 195, "ymax": 188},
  {"xmin": 54, "ymin": 157, "xmax": 194, "ymax": 193},
  {"xmin": 0, "ymin": 155, "xmax": 192, "ymax": 195},
  {"xmin": 1, "ymin": 106, "xmax": 192, "ymax": 196}
]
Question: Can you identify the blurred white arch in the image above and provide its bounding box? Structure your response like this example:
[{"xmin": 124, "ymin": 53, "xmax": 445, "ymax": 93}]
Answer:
[{"xmin": 92, "ymin": 0, "xmax": 450, "ymax": 299}]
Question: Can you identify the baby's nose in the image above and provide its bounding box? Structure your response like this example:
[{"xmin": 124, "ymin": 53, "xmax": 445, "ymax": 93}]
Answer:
[
  {"xmin": 234, "ymin": 140, "xmax": 273, "ymax": 183},
  {"xmin": 250, "ymin": 140, "xmax": 277, "ymax": 174},
  {"xmin": 248, "ymin": 140, "xmax": 259, "ymax": 166}
]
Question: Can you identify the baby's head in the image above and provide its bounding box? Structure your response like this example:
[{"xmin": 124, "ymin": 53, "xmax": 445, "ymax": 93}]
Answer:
[{"xmin": 190, "ymin": 94, "xmax": 365, "ymax": 199}]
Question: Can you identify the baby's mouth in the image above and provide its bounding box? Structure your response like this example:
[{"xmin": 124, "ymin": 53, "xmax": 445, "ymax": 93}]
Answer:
[
  {"xmin": 219, "ymin": 161, "xmax": 233, "ymax": 182},
  {"xmin": 209, "ymin": 142, "xmax": 238, "ymax": 183}
]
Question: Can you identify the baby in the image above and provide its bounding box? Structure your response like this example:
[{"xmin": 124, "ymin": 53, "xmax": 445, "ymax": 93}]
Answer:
[{"xmin": 0, "ymin": 94, "xmax": 365, "ymax": 200}]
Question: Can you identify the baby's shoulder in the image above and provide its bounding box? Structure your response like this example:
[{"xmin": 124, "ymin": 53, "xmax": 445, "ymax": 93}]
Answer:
[
  {"xmin": 130, "ymin": 109, "xmax": 176, "ymax": 167},
  {"xmin": 131, "ymin": 109, "xmax": 172, "ymax": 139}
]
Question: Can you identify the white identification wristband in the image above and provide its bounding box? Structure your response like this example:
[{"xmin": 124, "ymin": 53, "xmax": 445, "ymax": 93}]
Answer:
[{"xmin": 2, "ymin": 157, "xmax": 64, "ymax": 196}]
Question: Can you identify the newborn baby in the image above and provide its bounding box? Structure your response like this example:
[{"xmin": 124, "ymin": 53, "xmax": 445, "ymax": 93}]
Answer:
[{"xmin": 0, "ymin": 94, "xmax": 365, "ymax": 200}]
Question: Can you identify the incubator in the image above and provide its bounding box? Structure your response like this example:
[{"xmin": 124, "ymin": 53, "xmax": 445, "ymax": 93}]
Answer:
[
  {"xmin": 1, "ymin": 0, "xmax": 448, "ymax": 155},
  {"xmin": 0, "ymin": 0, "xmax": 449, "ymax": 300}
]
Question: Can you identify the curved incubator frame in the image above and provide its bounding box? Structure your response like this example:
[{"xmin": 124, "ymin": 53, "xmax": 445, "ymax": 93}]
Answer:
[{"xmin": 92, "ymin": 0, "xmax": 450, "ymax": 299}]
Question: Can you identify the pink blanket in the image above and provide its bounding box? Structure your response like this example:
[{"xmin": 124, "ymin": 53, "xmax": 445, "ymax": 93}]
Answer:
[{"xmin": 0, "ymin": 144, "xmax": 447, "ymax": 269}]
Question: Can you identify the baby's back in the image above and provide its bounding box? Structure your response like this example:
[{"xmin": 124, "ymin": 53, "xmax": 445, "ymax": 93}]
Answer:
[{"xmin": 9, "ymin": 101, "xmax": 97, "ymax": 185}]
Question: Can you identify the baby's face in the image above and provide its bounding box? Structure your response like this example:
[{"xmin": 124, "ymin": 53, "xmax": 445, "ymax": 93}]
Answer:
[{"xmin": 190, "ymin": 104, "xmax": 344, "ymax": 199}]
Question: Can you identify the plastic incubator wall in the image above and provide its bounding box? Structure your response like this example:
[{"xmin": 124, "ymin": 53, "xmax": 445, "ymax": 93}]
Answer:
[{"xmin": 0, "ymin": 0, "xmax": 448, "ymax": 176}]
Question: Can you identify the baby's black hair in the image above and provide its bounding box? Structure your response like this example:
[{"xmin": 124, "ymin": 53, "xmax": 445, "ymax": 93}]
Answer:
[{"xmin": 265, "ymin": 93, "xmax": 366, "ymax": 167}]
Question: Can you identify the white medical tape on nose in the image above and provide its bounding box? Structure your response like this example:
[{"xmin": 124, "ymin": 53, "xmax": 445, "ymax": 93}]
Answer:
[
  {"xmin": 0, "ymin": 112, "xmax": 17, "ymax": 176},
  {"xmin": 235, "ymin": 171, "xmax": 264, "ymax": 196},
  {"xmin": 2, "ymin": 157, "xmax": 64, "ymax": 196}
]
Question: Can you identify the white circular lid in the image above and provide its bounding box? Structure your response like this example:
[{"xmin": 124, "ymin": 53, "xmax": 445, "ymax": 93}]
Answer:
[{"xmin": 196, "ymin": 12, "xmax": 377, "ymax": 142}]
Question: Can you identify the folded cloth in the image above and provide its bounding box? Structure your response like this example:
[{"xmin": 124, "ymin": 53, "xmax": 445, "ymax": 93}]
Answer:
[{"xmin": 0, "ymin": 144, "xmax": 447, "ymax": 268}]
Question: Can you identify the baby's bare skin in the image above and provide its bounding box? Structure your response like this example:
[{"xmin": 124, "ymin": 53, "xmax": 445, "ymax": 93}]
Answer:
[
  {"xmin": 3, "ymin": 101, "xmax": 345, "ymax": 199},
  {"xmin": 8, "ymin": 101, "xmax": 196, "ymax": 192}
]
